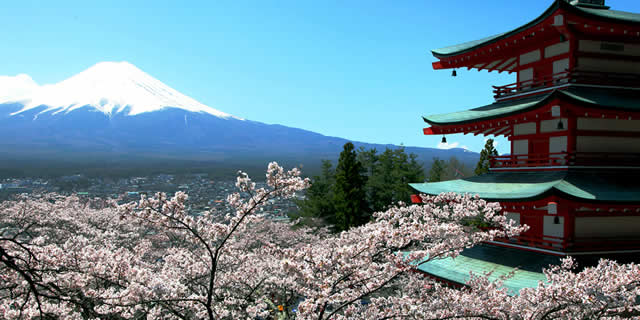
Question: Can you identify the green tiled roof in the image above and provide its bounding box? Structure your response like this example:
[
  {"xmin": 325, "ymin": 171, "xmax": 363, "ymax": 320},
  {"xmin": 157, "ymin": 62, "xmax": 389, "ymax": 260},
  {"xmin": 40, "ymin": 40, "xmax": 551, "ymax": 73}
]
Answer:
[
  {"xmin": 578, "ymin": 7, "xmax": 640, "ymax": 24},
  {"xmin": 410, "ymin": 169, "xmax": 640, "ymax": 202},
  {"xmin": 423, "ymin": 86, "xmax": 640, "ymax": 126},
  {"xmin": 423, "ymin": 94, "xmax": 547, "ymax": 126},
  {"xmin": 416, "ymin": 244, "xmax": 559, "ymax": 295},
  {"xmin": 432, "ymin": 0, "xmax": 640, "ymax": 58}
]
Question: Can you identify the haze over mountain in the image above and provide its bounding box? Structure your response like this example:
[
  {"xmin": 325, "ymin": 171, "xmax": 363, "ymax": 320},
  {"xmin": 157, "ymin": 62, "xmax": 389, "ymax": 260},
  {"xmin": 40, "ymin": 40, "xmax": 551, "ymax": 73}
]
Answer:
[{"xmin": 0, "ymin": 61, "xmax": 477, "ymax": 177}]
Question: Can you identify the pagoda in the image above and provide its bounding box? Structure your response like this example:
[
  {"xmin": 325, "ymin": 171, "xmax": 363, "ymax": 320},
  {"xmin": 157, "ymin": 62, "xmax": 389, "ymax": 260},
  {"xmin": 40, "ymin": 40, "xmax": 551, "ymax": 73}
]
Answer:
[{"xmin": 411, "ymin": 0, "xmax": 640, "ymax": 271}]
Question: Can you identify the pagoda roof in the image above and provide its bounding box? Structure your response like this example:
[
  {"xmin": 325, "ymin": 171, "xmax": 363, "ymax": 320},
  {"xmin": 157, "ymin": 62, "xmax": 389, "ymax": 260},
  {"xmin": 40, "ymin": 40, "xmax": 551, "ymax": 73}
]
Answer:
[
  {"xmin": 416, "ymin": 244, "xmax": 558, "ymax": 295},
  {"xmin": 410, "ymin": 169, "xmax": 640, "ymax": 202},
  {"xmin": 422, "ymin": 86, "xmax": 640, "ymax": 126},
  {"xmin": 432, "ymin": 0, "xmax": 640, "ymax": 59}
]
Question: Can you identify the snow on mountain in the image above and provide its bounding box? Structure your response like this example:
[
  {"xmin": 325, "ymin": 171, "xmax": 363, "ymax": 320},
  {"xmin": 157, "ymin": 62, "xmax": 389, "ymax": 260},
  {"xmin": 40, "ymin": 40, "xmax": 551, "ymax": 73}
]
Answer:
[{"xmin": 1, "ymin": 61, "xmax": 238, "ymax": 119}]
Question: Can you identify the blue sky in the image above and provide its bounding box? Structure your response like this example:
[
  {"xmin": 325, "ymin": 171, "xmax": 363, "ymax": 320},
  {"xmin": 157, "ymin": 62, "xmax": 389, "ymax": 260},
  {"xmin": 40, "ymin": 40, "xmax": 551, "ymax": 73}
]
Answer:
[{"xmin": 2, "ymin": 0, "xmax": 640, "ymax": 154}]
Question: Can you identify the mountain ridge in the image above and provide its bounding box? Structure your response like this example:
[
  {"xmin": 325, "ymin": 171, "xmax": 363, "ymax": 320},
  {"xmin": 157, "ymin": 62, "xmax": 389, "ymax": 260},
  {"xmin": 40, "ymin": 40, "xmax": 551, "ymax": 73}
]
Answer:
[{"xmin": 0, "ymin": 62, "xmax": 478, "ymax": 177}]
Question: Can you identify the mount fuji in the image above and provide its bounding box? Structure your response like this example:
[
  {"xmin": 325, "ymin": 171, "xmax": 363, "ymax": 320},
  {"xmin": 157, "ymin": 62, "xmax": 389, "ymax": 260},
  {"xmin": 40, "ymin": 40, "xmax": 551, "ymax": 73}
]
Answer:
[{"xmin": 0, "ymin": 61, "xmax": 477, "ymax": 176}]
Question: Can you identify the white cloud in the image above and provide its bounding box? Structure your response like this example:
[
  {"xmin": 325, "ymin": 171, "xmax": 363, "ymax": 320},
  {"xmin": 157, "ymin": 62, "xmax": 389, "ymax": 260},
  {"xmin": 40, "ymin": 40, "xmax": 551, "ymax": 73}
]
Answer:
[
  {"xmin": 437, "ymin": 141, "xmax": 470, "ymax": 150},
  {"xmin": 0, "ymin": 74, "xmax": 38, "ymax": 103}
]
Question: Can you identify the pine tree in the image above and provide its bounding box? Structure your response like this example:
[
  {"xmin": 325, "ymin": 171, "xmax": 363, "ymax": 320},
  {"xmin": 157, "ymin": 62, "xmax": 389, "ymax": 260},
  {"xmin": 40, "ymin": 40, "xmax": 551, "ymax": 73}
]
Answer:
[
  {"xmin": 475, "ymin": 139, "xmax": 498, "ymax": 176},
  {"xmin": 333, "ymin": 142, "xmax": 369, "ymax": 231},
  {"xmin": 366, "ymin": 147, "xmax": 424, "ymax": 212},
  {"xmin": 427, "ymin": 158, "xmax": 446, "ymax": 182},
  {"xmin": 442, "ymin": 156, "xmax": 472, "ymax": 181},
  {"xmin": 295, "ymin": 160, "xmax": 335, "ymax": 222}
]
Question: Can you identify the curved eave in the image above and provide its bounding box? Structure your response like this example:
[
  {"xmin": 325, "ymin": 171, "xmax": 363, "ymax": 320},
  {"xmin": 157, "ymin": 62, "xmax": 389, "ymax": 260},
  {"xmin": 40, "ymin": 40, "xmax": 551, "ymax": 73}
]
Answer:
[
  {"xmin": 423, "ymin": 87, "xmax": 640, "ymax": 127},
  {"xmin": 409, "ymin": 181, "xmax": 559, "ymax": 202},
  {"xmin": 422, "ymin": 90, "xmax": 556, "ymax": 127},
  {"xmin": 410, "ymin": 170, "xmax": 640, "ymax": 203},
  {"xmin": 432, "ymin": 1, "xmax": 640, "ymax": 61}
]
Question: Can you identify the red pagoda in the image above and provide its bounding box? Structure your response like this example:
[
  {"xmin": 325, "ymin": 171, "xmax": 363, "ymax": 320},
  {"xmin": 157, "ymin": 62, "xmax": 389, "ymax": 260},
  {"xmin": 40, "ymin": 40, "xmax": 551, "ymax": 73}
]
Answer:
[{"xmin": 411, "ymin": 0, "xmax": 640, "ymax": 259}]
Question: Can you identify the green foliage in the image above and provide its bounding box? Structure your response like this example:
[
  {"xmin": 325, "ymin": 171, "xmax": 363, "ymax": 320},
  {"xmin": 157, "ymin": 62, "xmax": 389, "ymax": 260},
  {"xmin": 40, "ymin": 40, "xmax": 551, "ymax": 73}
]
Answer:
[
  {"xmin": 294, "ymin": 160, "xmax": 336, "ymax": 223},
  {"xmin": 427, "ymin": 158, "xmax": 446, "ymax": 182},
  {"xmin": 475, "ymin": 139, "xmax": 498, "ymax": 176},
  {"xmin": 295, "ymin": 143, "xmax": 426, "ymax": 231},
  {"xmin": 442, "ymin": 156, "xmax": 473, "ymax": 181},
  {"xmin": 365, "ymin": 147, "xmax": 425, "ymax": 212},
  {"xmin": 333, "ymin": 142, "xmax": 369, "ymax": 231}
]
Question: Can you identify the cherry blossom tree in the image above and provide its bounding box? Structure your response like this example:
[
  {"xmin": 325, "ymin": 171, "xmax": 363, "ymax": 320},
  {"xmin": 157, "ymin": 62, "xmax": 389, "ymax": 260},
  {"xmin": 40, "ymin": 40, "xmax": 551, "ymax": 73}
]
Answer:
[{"xmin": 1, "ymin": 162, "xmax": 639, "ymax": 319}]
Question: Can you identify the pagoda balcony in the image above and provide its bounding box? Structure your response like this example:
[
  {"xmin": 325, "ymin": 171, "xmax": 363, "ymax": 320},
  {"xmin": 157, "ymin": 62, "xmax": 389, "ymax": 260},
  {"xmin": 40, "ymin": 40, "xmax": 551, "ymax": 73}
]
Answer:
[
  {"xmin": 493, "ymin": 69, "xmax": 640, "ymax": 100},
  {"xmin": 490, "ymin": 152, "xmax": 640, "ymax": 170}
]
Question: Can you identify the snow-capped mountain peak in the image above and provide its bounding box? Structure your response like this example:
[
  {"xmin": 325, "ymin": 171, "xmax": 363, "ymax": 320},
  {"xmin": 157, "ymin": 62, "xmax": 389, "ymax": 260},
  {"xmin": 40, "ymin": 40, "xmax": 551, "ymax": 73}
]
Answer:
[{"xmin": 2, "ymin": 61, "xmax": 237, "ymax": 119}]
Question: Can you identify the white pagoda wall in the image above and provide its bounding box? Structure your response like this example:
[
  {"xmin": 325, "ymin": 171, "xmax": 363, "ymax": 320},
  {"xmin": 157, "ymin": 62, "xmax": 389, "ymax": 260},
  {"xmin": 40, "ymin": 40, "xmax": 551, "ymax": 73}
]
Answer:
[
  {"xmin": 540, "ymin": 118, "xmax": 567, "ymax": 133},
  {"xmin": 505, "ymin": 212, "xmax": 520, "ymax": 225},
  {"xmin": 513, "ymin": 122, "xmax": 536, "ymax": 135},
  {"xmin": 575, "ymin": 118, "xmax": 640, "ymax": 153},
  {"xmin": 577, "ymin": 118, "xmax": 640, "ymax": 131},
  {"xmin": 579, "ymin": 40, "xmax": 640, "ymax": 57},
  {"xmin": 545, "ymin": 42, "xmax": 569, "ymax": 58},
  {"xmin": 577, "ymin": 57, "xmax": 640, "ymax": 74},
  {"xmin": 577, "ymin": 40, "xmax": 640, "ymax": 74},
  {"xmin": 543, "ymin": 215, "xmax": 564, "ymax": 238},
  {"xmin": 576, "ymin": 137, "xmax": 640, "ymax": 153},
  {"xmin": 575, "ymin": 216, "xmax": 640, "ymax": 239},
  {"xmin": 513, "ymin": 139, "xmax": 528, "ymax": 155}
]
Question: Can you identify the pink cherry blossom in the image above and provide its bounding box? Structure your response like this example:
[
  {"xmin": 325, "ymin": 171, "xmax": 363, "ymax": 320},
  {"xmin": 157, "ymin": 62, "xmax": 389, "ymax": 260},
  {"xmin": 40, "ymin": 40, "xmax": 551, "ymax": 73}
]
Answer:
[{"xmin": 1, "ymin": 163, "xmax": 638, "ymax": 319}]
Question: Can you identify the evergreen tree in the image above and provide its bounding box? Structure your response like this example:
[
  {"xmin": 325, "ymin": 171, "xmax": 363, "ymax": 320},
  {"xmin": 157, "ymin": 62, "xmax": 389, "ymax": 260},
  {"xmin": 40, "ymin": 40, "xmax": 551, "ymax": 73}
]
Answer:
[
  {"xmin": 295, "ymin": 160, "xmax": 335, "ymax": 222},
  {"xmin": 366, "ymin": 147, "xmax": 424, "ymax": 212},
  {"xmin": 333, "ymin": 142, "xmax": 369, "ymax": 231},
  {"xmin": 475, "ymin": 139, "xmax": 498, "ymax": 176},
  {"xmin": 442, "ymin": 156, "xmax": 472, "ymax": 181},
  {"xmin": 427, "ymin": 158, "xmax": 446, "ymax": 182}
]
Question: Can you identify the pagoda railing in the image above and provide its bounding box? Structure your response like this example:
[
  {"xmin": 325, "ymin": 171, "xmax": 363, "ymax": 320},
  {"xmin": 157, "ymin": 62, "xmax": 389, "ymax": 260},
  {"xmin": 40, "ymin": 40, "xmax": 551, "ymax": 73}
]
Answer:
[
  {"xmin": 490, "ymin": 152, "xmax": 568, "ymax": 168},
  {"xmin": 490, "ymin": 152, "xmax": 640, "ymax": 169},
  {"xmin": 493, "ymin": 71, "xmax": 570, "ymax": 99},
  {"xmin": 493, "ymin": 69, "xmax": 640, "ymax": 99}
]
